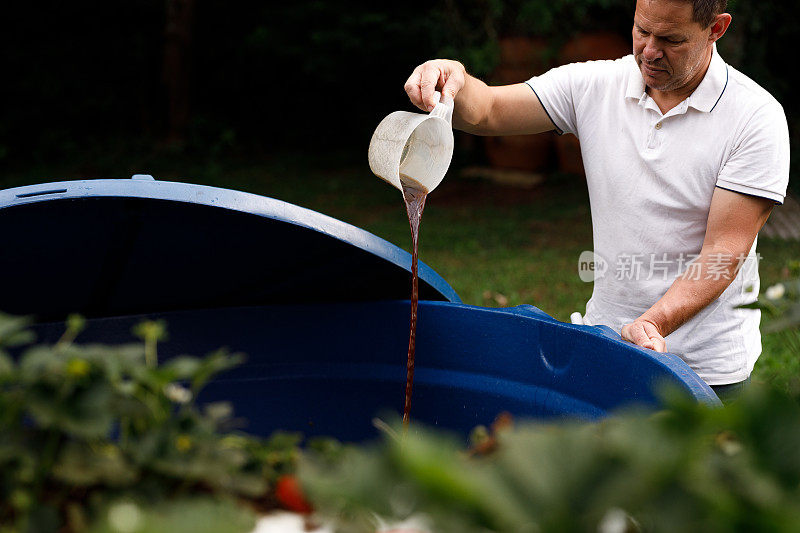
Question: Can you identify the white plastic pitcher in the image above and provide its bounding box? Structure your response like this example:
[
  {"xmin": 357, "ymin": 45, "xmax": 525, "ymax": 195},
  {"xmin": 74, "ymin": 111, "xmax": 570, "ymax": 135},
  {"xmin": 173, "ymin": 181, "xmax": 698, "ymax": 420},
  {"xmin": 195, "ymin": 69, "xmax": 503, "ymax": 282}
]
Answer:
[{"xmin": 368, "ymin": 91, "xmax": 454, "ymax": 194}]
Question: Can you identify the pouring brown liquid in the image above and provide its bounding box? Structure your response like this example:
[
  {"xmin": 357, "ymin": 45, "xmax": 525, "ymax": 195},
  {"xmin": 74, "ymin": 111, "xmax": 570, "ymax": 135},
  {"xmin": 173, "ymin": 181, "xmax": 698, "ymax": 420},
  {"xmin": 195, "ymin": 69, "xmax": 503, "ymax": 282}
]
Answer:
[{"xmin": 400, "ymin": 174, "xmax": 427, "ymax": 430}]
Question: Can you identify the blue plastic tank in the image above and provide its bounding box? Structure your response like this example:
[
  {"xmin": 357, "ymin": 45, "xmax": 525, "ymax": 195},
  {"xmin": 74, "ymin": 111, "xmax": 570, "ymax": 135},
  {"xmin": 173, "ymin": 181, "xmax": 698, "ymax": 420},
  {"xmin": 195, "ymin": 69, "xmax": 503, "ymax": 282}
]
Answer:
[{"xmin": 0, "ymin": 178, "xmax": 719, "ymax": 441}]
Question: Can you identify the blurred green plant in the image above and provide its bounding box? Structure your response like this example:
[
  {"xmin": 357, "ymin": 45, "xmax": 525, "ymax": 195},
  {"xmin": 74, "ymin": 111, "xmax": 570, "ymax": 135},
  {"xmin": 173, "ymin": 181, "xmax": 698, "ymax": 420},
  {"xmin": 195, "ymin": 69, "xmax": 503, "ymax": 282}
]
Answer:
[
  {"xmin": 3, "ymin": 259, "xmax": 799, "ymax": 532},
  {"xmin": 757, "ymin": 261, "xmax": 800, "ymax": 334},
  {"xmin": 0, "ymin": 312, "xmax": 308, "ymax": 533},
  {"xmin": 301, "ymin": 384, "xmax": 800, "ymax": 533},
  {"xmin": 742, "ymin": 261, "xmax": 800, "ymax": 392}
]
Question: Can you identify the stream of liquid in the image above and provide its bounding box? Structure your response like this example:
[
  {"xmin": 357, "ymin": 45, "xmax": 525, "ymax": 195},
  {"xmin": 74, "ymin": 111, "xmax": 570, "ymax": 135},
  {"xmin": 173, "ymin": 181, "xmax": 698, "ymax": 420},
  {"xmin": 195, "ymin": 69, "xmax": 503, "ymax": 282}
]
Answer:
[{"xmin": 400, "ymin": 174, "xmax": 428, "ymax": 430}]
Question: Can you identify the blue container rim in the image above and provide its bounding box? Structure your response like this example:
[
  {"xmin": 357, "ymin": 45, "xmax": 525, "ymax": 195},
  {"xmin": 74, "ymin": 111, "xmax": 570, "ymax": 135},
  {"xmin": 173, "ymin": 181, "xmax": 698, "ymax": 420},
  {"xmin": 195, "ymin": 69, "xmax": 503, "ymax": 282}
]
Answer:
[{"xmin": 0, "ymin": 177, "xmax": 461, "ymax": 304}]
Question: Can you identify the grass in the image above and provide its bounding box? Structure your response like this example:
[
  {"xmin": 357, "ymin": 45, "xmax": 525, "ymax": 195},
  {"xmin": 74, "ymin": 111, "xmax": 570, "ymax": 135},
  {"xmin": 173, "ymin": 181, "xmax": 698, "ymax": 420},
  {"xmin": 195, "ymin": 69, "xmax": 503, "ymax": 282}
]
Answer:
[{"xmin": 2, "ymin": 148, "xmax": 797, "ymax": 388}]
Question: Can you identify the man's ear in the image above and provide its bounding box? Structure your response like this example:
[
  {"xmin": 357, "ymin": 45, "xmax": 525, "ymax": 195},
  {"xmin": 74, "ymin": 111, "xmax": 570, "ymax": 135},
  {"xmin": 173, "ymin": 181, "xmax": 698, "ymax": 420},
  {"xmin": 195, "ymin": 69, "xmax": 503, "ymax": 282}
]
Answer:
[{"xmin": 708, "ymin": 13, "xmax": 732, "ymax": 43}]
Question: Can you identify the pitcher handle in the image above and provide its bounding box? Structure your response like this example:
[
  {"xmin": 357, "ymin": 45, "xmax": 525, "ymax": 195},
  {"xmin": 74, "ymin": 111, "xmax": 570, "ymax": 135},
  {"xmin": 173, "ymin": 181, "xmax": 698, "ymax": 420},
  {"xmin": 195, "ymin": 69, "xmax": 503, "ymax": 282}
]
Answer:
[{"xmin": 429, "ymin": 91, "xmax": 454, "ymax": 124}]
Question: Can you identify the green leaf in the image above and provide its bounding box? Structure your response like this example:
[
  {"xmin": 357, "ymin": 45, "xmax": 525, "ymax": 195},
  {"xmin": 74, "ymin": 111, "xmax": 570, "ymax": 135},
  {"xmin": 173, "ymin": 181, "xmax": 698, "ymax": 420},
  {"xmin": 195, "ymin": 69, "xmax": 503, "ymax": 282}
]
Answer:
[
  {"xmin": 74, "ymin": 344, "xmax": 146, "ymax": 380},
  {"xmin": 52, "ymin": 441, "xmax": 139, "ymax": 487},
  {"xmin": 26, "ymin": 503, "xmax": 61, "ymax": 533},
  {"xmin": 190, "ymin": 349, "xmax": 244, "ymax": 393},
  {"xmin": 18, "ymin": 345, "xmax": 61, "ymax": 380},
  {"xmin": 26, "ymin": 381, "xmax": 115, "ymax": 438},
  {"xmin": 89, "ymin": 498, "xmax": 256, "ymax": 533},
  {"xmin": 0, "ymin": 329, "xmax": 36, "ymax": 348},
  {"xmin": 161, "ymin": 356, "xmax": 202, "ymax": 380},
  {"xmin": 0, "ymin": 312, "xmax": 33, "ymax": 348},
  {"xmin": 763, "ymin": 303, "xmax": 800, "ymax": 333},
  {"xmin": 0, "ymin": 351, "xmax": 14, "ymax": 379}
]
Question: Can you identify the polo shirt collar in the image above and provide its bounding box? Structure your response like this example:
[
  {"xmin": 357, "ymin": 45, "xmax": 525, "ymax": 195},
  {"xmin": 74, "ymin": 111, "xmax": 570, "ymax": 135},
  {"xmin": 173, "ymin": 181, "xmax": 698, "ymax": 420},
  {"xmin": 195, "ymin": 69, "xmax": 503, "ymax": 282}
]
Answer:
[
  {"xmin": 624, "ymin": 43, "xmax": 729, "ymax": 113},
  {"xmin": 686, "ymin": 44, "xmax": 728, "ymax": 112},
  {"xmin": 625, "ymin": 56, "xmax": 647, "ymax": 102}
]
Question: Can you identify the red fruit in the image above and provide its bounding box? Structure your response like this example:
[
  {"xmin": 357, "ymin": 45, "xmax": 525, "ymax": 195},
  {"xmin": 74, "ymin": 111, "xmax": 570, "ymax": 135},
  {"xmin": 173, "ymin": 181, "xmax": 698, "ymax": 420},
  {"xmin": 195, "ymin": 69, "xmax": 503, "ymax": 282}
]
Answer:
[{"xmin": 274, "ymin": 475, "xmax": 313, "ymax": 514}]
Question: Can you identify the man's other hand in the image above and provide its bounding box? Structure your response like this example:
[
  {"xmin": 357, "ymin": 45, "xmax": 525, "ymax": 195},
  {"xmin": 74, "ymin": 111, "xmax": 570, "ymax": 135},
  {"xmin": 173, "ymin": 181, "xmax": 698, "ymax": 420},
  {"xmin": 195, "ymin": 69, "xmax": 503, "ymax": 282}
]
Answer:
[
  {"xmin": 404, "ymin": 60, "xmax": 466, "ymax": 112},
  {"xmin": 621, "ymin": 318, "xmax": 667, "ymax": 352}
]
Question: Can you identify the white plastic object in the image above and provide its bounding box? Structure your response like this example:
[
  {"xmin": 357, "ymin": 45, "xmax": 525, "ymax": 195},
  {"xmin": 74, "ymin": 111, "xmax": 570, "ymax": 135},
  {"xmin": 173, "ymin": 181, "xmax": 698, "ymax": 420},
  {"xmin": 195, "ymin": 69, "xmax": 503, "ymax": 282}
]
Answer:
[
  {"xmin": 251, "ymin": 512, "xmax": 332, "ymax": 533},
  {"xmin": 368, "ymin": 91, "xmax": 454, "ymax": 194}
]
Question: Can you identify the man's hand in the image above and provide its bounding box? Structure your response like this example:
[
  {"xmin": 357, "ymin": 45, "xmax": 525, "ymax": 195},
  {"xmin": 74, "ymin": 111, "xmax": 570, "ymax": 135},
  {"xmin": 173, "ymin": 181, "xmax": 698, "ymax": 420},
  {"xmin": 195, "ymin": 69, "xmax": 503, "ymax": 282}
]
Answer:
[
  {"xmin": 621, "ymin": 318, "xmax": 667, "ymax": 352},
  {"xmin": 403, "ymin": 59, "xmax": 556, "ymax": 136},
  {"xmin": 404, "ymin": 60, "xmax": 466, "ymax": 112}
]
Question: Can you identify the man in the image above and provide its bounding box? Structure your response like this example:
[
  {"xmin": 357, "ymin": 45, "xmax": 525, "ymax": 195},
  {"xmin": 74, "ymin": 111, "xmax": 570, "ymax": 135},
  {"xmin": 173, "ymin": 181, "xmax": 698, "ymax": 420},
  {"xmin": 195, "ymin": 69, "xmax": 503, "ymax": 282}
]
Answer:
[{"xmin": 404, "ymin": 0, "xmax": 790, "ymax": 399}]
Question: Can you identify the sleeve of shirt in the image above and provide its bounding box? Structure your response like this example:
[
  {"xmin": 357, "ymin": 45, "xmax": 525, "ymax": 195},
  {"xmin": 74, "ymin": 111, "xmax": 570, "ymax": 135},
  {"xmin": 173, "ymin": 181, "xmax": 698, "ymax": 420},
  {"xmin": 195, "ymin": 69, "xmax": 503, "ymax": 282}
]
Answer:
[
  {"xmin": 526, "ymin": 60, "xmax": 619, "ymax": 138},
  {"xmin": 715, "ymin": 101, "xmax": 790, "ymax": 205},
  {"xmin": 525, "ymin": 63, "xmax": 582, "ymax": 136}
]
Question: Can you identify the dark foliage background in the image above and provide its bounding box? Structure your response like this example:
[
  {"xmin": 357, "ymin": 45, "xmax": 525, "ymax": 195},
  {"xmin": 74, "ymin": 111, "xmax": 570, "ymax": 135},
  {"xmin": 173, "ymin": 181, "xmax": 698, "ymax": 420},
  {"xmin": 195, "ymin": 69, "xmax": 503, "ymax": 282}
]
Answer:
[
  {"xmin": 0, "ymin": 1, "xmax": 438, "ymax": 166},
  {"xmin": 0, "ymin": 0, "xmax": 796, "ymax": 191}
]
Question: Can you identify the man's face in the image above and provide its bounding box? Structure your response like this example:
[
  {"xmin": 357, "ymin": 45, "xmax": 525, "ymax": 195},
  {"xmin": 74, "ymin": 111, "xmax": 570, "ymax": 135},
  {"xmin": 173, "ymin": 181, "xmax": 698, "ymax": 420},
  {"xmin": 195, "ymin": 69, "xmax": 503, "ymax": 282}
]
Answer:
[{"xmin": 633, "ymin": 0, "xmax": 713, "ymax": 92}]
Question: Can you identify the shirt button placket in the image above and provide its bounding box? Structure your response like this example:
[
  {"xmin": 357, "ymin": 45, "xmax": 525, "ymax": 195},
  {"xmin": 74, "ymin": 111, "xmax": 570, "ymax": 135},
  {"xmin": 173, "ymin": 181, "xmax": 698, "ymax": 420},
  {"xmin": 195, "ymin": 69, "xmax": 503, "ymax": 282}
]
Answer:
[{"xmin": 647, "ymin": 120, "xmax": 662, "ymax": 149}]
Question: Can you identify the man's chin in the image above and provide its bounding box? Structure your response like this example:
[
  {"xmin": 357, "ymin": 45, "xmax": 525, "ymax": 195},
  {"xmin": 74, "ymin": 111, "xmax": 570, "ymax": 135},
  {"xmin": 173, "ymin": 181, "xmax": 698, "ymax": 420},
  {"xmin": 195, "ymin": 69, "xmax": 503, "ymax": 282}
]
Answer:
[
  {"xmin": 640, "ymin": 69, "xmax": 673, "ymax": 91},
  {"xmin": 644, "ymin": 79, "xmax": 671, "ymax": 91}
]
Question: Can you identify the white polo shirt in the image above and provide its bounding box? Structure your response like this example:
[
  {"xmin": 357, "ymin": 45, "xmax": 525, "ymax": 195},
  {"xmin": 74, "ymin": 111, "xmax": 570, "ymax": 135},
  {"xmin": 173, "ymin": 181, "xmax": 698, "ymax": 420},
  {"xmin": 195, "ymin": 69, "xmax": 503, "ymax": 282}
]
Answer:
[{"xmin": 526, "ymin": 45, "xmax": 790, "ymax": 385}]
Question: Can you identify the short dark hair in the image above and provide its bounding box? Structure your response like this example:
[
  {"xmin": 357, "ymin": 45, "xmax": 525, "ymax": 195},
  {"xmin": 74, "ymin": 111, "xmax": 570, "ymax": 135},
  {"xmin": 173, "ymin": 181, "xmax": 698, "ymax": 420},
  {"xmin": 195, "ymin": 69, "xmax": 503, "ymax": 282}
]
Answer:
[{"xmin": 688, "ymin": 0, "xmax": 728, "ymax": 27}]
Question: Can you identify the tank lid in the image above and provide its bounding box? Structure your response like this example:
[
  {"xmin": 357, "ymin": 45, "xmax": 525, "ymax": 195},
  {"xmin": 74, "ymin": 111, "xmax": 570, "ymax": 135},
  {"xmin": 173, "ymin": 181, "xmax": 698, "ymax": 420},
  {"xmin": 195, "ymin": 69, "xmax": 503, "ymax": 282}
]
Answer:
[{"xmin": 0, "ymin": 178, "xmax": 459, "ymax": 321}]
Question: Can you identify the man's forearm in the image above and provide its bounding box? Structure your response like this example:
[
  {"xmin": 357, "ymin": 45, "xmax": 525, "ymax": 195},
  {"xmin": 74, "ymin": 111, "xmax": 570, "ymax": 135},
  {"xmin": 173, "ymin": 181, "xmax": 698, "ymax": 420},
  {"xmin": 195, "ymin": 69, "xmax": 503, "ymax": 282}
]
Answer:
[
  {"xmin": 452, "ymin": 74, "xmax": 494, "ymax": 134},
  {"xmin": 639, "ymin": 246, "xmax": 747, "ymax": 337}
]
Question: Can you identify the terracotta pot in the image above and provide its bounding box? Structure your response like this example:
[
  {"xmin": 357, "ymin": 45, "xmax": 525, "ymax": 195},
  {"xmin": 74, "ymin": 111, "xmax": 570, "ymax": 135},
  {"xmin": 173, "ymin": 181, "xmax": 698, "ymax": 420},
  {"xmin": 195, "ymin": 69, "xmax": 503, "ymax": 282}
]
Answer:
[
  {"xmin": 485, "ymin": 37, "xmax": 554, "ymax": 172},
  {"xmin": 555, "ymin": 32, "xmax": 631, "ymax": 175},
  {"xmin": 558, "ymin": 31, "xmax": 631, "ymax": 64},
  {"xmin": 485, "ymin": 134, "xmax": 553, "ymax": 172},
  {"xmin": 554, "ymin": 134, "xmax": 584, "ymax": 176},
  {"xmin": 495, "ymin": 36, "xmax": 551, "ymax": 73},
  {"xmin": 491, "ymin": 65, "xmax": 538, "ymax": 85}
]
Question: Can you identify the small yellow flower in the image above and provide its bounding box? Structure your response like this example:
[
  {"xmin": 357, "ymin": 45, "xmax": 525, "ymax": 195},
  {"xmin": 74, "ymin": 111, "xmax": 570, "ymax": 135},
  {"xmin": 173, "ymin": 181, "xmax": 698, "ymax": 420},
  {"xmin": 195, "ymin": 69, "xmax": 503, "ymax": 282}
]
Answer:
[
  {"xmin": 66, "ymin": 358, "xmax": 91, "ymax": 378},
  {"xmin": 175, "ymin": 435, "xmax": 193, "ymax": 452}
]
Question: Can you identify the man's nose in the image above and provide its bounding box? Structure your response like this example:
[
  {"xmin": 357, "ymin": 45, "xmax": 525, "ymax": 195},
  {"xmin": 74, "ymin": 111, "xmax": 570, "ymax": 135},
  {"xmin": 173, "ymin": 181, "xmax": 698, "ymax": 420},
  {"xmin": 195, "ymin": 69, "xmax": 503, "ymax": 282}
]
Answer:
[{"xmin": 642, "ymin": 38, "xmax": 663, "ymax": 61}]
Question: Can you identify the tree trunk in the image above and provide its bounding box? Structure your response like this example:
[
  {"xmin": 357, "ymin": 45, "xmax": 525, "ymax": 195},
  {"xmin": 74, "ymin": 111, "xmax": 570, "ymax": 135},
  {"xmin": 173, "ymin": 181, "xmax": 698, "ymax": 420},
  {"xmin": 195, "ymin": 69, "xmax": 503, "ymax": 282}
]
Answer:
[{"xmin": 163, "ymin": 0, "xmax": 194, "ymax": 146}]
